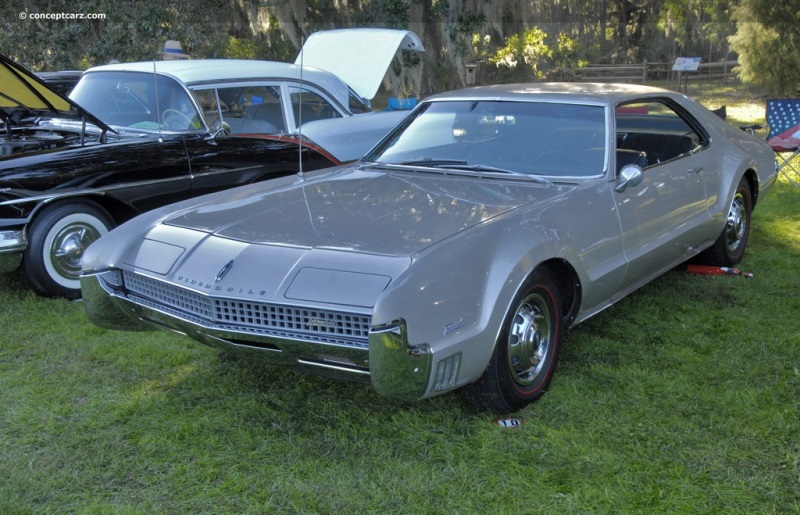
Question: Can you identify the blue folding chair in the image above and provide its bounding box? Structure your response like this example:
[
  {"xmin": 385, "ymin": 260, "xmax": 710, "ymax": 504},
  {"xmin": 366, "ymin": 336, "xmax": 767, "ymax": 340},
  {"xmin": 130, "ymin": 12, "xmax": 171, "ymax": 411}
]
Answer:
[{"xmin": 765, "ymin": 99, "xmax": 800, "ymax": 187}]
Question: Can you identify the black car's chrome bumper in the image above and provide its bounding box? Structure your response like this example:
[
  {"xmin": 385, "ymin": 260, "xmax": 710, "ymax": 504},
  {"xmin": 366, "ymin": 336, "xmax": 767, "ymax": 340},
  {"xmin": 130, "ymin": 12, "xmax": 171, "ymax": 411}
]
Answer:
[
  {"xmin": 81, "ymin": 270, "xmax": 433, "ymax": 401},
  {"xmin": 0, "ymin": 229, "xmax": 26, "ymax": 274}
]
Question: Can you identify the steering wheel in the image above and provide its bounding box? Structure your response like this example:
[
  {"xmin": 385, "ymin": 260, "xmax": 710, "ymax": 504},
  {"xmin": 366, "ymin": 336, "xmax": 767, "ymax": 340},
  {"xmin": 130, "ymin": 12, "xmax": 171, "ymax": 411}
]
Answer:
[{"xmin": 162, "ymin": 109, "xmax": 194, "ymax": 130}]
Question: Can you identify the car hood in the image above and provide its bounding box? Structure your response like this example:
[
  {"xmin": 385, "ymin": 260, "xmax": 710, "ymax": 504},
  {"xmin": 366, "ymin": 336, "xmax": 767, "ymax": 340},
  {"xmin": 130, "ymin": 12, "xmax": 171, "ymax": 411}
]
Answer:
[
  {"xmin": 295, "ymin": 29, "xmax": 424, "ymax": 101},
  {"xmin": 0, "ymin": 54, "xmax": 110, "ymax": 131},
  {"xmin": 161, "ymin": 167, "xmax": 551, "ymax": 257},
  {"xmin": 110, "ymin": 167, "xmax": 556, "ymax": 308}
]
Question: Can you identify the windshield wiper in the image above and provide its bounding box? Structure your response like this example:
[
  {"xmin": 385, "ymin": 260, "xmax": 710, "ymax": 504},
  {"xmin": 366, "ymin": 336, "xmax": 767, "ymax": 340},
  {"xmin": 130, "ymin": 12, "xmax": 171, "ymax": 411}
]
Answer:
[
  {"xmin": 366, "ymin": 160, "xmax": 552, "ymax": 185},
  {"xmin": 397, "ymin": 159, "xmax": 469, "ymax": 167},
  {"xmin": 437, "ymin": 163, "xmax": 519, "ymax": 174},
  {"xmin": 438, "ymin": 163, "xmax": 552, "ymax": 185}
]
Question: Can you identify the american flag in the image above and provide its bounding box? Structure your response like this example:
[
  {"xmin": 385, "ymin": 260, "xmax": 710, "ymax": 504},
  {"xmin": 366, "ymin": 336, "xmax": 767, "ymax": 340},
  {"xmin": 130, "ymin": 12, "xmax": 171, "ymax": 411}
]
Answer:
[{"xmin": 766, "ymin": 99, "xmax": 800, "ymax": 152}]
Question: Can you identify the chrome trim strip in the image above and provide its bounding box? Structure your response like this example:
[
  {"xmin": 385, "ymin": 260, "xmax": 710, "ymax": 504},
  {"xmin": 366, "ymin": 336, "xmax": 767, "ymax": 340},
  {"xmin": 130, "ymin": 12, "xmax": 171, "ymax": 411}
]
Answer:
[
  {"xmin": 1, "ymin": 163, "xmax": 268, "ymax": 207},
  {"xmin": 297, "ymin": 359, "xmax": 371, "ymax": 376},
  {"xmin": 186, "ymin": 164, "xmax": 262, "ymax": 180},
  {"xmin": 0, "ymin": 175, "xmax": 189, "ymax": 206}
]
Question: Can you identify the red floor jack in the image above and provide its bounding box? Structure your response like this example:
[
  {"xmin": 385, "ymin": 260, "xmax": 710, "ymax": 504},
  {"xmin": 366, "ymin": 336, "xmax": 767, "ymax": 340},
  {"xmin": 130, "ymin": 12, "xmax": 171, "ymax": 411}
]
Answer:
[{"xmin": 686, "ymin": 264, "xmax": 754, "ymax": 278}]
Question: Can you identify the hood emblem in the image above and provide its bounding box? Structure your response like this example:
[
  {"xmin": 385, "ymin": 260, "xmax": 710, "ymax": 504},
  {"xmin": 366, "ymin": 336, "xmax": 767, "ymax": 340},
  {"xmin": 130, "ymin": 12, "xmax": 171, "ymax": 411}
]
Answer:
[{"xmin": 215, "ymin": 259, "xmax": 235, "ymax": 283}]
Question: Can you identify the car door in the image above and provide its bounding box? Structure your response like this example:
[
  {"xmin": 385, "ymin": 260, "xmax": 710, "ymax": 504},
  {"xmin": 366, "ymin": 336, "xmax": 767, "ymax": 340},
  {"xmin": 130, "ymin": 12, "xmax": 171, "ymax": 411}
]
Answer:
[
  {"xmin": 612, "ymin": 99, "xmax": 711, "ymax": 291},
  {"xmin": 64, "ymin": 70, "xmax": 196, "ymax": 212},
  {"xmin": 183, "ymin": 132, "xmax": 338, "ymax": 198},
  {"xmin": 93, "ymin": 137, "xmax": 195, "ymax": 212}
]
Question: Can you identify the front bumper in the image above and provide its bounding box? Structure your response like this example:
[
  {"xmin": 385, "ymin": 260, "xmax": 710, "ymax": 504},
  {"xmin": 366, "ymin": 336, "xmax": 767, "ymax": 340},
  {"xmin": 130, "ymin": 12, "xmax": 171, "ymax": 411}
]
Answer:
[
  {"xmin": 0, "ymin": 228, "xmax": 26, "ymax": 274},
  {"xmin": 369, "ymin": 321, "xmax": 432, "ymax": 401},
  {"xmin": 81, "ymin": 269, "xmax": 433, "ymax": 401}
]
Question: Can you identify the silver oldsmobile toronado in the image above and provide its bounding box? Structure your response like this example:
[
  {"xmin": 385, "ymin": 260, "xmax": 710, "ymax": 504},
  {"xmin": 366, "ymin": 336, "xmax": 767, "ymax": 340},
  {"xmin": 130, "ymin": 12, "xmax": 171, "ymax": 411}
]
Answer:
[{"xmin": 81, "ymin": 83, "xmax": 777, "ymax": 413}]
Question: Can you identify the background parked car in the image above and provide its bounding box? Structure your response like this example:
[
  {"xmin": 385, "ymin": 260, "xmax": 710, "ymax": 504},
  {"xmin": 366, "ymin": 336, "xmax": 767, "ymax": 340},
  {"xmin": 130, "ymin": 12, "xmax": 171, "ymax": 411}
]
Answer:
[
  {"xmin": 81, "ymin": 83, "xmax": 777, "ymax": 413},
  {"xmin": 34, "ymin": 70, "xmax": 82, "ymax": 95},
  {"xmin": 0, "ymin": 29, "xmax": 423, "ymax": 299}
]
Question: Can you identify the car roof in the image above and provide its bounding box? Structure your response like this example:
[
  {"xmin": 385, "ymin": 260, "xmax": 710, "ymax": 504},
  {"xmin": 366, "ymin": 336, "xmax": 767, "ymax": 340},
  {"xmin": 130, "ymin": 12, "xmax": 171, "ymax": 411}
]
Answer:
[
  {"xmin": 426, "ymin": 82, "xmax": 681, "ymax": 105},
  {"xmin": 83, "ymin": 59, "xmax": 353, "ymax": 109}
]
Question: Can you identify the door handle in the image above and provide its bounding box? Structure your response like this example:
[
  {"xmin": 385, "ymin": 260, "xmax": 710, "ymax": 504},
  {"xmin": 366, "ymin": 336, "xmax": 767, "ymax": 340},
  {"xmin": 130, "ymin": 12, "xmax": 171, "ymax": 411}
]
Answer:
[{"xmin": 688, "ymin": 167, "xmax": 704, "ymax": 174}]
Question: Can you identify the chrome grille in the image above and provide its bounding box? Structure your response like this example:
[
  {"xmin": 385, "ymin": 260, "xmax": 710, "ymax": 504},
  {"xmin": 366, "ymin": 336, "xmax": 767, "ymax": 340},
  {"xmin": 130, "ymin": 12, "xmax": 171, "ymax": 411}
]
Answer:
[{"xmin": 122, "ymin": 271, "xmax": 371, "ymax": 348}]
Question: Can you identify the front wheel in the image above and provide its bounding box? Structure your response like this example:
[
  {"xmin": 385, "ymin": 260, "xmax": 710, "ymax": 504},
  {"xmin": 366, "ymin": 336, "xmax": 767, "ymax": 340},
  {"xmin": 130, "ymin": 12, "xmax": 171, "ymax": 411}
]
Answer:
[
  {"xmin": 23, "ymin": 201, "xmax": 114, "ymax": 298},
  {"xmin": 697, "ymin": 177, "xmax": 752, "ymax": 267},
  {"xmin": 462, "ymin": 268, "xmax": 562, "ymax": 413}
]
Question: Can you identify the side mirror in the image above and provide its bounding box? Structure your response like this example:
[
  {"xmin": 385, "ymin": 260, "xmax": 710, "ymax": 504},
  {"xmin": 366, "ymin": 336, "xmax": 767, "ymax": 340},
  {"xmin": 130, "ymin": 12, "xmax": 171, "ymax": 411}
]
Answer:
[
  {"xmin": 207, "ymin": 121, "xmax": 231, "ymax": 141},
  {"xmin": 614, "ymin": 164, "xmax": 643, "ymax": 193}
]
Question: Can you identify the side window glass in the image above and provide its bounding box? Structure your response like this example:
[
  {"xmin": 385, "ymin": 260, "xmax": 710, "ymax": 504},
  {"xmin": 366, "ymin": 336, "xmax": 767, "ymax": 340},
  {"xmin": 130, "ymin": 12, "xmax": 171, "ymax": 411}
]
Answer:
[
  {"xmin": 288, "ymin": 86, "xmax": 343, "ymax": 127},
  {"xmin": 615, "ymin": 100, "xmax": 703, "ymax": 170},
  {"xmin": 348, "ymin": 88, "xmax": 371, "ymax": 114},
  {"xmin": 192, "ymin": 85, "xmax": 285, "ymax": 135}
]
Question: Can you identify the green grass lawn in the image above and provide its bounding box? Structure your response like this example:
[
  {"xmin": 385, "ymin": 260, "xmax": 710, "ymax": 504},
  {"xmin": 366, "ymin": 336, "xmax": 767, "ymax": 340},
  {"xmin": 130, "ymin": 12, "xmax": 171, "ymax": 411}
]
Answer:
[{"xmin": 1, "ymin": 83, "xmax": 798, "ymax": 513}]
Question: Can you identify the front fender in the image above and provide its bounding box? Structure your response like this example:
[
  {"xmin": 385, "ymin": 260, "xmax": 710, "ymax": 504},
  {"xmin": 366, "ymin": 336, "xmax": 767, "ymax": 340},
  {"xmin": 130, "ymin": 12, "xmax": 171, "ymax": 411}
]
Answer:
[
  {"xmin": 369, "ymin": 181, "xmax": 620, "ymax": 396},
  {"xmin": 370, "ymin": 211, "xmax": 568, "ymax": 396}
]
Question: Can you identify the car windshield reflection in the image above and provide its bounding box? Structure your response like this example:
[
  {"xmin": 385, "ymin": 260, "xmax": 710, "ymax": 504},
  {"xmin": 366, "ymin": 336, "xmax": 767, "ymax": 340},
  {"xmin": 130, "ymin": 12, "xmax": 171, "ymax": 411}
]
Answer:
[{"xmin": 366, "ymin": 100, "xmax": 607, "ymax": 178}]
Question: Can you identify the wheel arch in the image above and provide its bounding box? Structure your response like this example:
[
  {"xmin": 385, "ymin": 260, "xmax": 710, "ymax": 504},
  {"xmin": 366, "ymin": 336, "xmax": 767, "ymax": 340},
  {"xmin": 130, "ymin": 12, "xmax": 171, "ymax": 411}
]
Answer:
[
  {"xmin": 30, "ymin": 194, "xmax": 138, "ymax": 228},
  {"xmin": 742, "ymin": 167, "xmax": 760, "ymax": 208},
  {"xmin": 536, "ymin": 258, "xmax": 582, "ymax": 330}
]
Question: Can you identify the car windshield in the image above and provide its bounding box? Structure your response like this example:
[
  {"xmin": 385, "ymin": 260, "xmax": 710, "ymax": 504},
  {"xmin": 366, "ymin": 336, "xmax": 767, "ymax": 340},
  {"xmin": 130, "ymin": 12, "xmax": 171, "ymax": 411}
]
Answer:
[
  {"xmin": 70, "ymin": 71, "xmax": 204, "ymax": 132},
  {"xmin": 365, "ymin": 100, "xmax": 607, "ymax": 177}
]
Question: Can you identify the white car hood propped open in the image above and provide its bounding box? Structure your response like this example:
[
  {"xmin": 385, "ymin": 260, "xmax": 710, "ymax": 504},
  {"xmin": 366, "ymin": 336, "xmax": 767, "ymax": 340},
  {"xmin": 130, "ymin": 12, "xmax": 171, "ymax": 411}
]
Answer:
[{"xmin": 295, "ymin": 28, "xmax": 424, "ymax": 101}]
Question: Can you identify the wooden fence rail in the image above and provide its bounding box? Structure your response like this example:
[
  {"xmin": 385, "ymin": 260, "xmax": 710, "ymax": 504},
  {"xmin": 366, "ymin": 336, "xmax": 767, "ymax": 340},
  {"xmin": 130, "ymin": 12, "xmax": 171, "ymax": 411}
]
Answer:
[{"xmin": 575, "ymin": 60, "xmax": 738, "ymax": 84}]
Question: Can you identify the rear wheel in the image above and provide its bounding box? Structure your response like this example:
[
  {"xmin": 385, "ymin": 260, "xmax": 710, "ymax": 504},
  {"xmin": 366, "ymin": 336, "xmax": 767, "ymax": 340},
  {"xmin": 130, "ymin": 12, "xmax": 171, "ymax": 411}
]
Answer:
[
  {"xmin": 23, "ymin": 201, "xmax": 114, "ymax": 298},
  {"xmin": 462, "ymin": 268, "xmax": 562, "ymax": 413},
  {"xmin": 697, "ymin": 177, "xmax": 752, "ymax": 267}
]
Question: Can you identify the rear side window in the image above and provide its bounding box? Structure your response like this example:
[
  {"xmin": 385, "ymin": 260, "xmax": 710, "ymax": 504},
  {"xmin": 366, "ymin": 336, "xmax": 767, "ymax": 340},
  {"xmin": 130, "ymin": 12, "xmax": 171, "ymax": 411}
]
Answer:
[
  {"xmin": 193, "ymin": 85, "xmax": 285, "ymax": 135},
  {"xmin": 288, "ymin": 86, "xmax": 343, "ymax": 127},
  {"xmin": 615, "ymin": 100, "xmax": 707, "ymax": 168}
]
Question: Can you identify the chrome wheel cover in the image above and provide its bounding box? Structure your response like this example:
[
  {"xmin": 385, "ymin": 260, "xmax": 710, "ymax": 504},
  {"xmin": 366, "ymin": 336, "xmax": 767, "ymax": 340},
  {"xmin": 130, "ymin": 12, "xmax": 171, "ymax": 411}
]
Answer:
[
  {"xmin": 49, "ymin": 222, "xmax": 104, "ymax": 281},
  {"xmin": 724, "ymin": 192, "xmax": 747, "ymax": 253},
  {"xmin": 507, "ymin": 293, "xmax": 552, "ymax": 387}
]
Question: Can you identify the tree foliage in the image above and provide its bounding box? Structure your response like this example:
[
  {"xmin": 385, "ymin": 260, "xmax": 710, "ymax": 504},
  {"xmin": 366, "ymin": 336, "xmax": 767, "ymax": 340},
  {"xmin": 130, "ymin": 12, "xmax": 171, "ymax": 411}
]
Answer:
[
  {"xmin": 0, "ymin": 0, "xmax": 291, "ymax": 69},
  {"xmin": 0, "ymin": 0, "xmax": 791, "ymax": 95},
  {"xmin": 729, "ymin": 0, "xmax": 800, "ymax": 96},
  {"xmin": 491, "ymin": 27, "xmax": 551, "ymax": 79}
]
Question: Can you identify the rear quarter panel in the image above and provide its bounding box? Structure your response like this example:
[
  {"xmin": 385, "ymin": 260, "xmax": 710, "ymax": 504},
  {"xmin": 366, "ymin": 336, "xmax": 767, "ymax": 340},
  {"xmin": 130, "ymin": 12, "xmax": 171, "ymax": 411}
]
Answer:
[{"xmin": 692, "ymin": 105, "xmax": 776, "ymax": 222}]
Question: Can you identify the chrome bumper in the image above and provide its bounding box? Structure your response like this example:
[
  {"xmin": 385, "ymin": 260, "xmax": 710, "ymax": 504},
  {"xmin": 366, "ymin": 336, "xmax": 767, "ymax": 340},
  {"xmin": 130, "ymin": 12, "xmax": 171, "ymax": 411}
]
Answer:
[
  {"xmin": 0, "ymin": 229, "xmax": 26, "ymax": 274},
  {"xmin": 369, "ymin": 321, "xmax": 432, "ymax": 401},
  {"xmin": 82, "ymin": 270, "xmax": 433, "ymax": 401}
]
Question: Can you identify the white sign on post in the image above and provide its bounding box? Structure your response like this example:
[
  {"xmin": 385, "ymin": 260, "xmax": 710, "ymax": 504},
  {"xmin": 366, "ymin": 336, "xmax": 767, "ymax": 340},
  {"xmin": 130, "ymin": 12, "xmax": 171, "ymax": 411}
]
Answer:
[{"xmin": 672, "ymin": 57, "xmax": 702, "ymax": 71}]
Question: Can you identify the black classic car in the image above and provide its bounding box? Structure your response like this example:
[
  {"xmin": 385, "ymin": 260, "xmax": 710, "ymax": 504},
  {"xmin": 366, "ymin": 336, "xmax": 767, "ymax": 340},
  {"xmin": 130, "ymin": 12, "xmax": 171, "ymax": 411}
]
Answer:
[
  {"xmin": 0, "ymin": 54, "xmax": 337, "ymax": 298},
  {"xmin": 1, "ymin": 30, "xmax": 422, "ymax": 298},
  {"xmin": 35, "ymin": 70, "xmax": 82, "ymax": 95}
]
